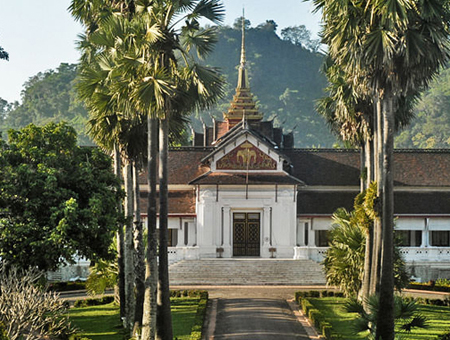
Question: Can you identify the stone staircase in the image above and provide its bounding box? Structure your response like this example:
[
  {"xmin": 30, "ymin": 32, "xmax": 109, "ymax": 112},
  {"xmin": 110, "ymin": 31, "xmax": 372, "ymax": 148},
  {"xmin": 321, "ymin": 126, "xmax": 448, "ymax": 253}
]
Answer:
[{"xmin": 169, "ymin": 258, "xmax": 326, "ymax": 285}]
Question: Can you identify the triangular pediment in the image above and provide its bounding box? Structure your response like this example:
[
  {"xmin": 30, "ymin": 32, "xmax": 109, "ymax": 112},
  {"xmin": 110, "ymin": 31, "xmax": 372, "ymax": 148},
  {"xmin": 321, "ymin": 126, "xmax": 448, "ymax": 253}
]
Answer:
[
  {"xmin": 203, "ymin": 130, "xmax": 288, "ymax": 173},
  {"xmin": 216, "ymin": 141, "xmax": 277, "ymax": 170}
]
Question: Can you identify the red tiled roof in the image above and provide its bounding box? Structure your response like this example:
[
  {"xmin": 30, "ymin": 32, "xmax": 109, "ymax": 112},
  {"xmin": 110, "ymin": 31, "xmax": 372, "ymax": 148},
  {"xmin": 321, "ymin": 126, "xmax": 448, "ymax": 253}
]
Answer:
[
  {"xmin": 140, "ymin": 190, "xmax": 196, "ymax": 215},
  {"xmin": 138, "ymin": 148, "xmax": 450, "ymax": 188},
  {"xmin": 297, "ymin": 190, "xmax": 450, "ymax": 216},
  {"xmin": 285, "ymin": 149, "xmax": 450, "ymax": 187}
]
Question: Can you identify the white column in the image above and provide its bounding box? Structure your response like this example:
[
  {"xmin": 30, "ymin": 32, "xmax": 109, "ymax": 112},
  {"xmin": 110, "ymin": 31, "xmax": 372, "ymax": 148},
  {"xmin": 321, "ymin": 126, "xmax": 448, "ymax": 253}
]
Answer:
[
  {"xmin": 176, "ymin": 219, "xmax": 186, "ymax": 247},
  {"xmin": 263, "ymin": 207, "xmax": 271, "ymax": 246},
  {"xmin": 424, "ymin": 218, "xmax": 430, "ymax": 247},
  {"xmin": 223, "ymin": 207, "xmax": 231, "ymax": 247},
  {"xmin": 308, "ymin": 220, "xmax": 315, "ymax": 247}
]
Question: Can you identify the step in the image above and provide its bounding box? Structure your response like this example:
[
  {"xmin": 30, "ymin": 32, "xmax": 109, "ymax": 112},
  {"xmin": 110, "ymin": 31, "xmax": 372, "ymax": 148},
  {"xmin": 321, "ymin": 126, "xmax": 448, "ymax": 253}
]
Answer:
[{"xmin": 169, "ymin": 259, "xmax": 326, "ymax": 286}]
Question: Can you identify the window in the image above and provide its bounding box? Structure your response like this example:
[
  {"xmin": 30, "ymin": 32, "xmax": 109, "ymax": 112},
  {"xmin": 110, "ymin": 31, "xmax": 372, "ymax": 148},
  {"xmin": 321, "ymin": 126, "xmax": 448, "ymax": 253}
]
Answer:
[
  {"xmin": 396, "ymin": 230, "xmax": 422, "ymax": 247},
  {"xmin": 315, "ymin": 230, "xmax": 329, "ymax": 247},
  {"xmin": 168, "ymin": 229, "xmax": 178, "ymax": 247},
  {"xmin": 156, "ymin": 229, "xmax": 178, "ymax": 247},
  {"xmin": 431, "ymin": 231, "xmax": 450, "ymax": 247}
]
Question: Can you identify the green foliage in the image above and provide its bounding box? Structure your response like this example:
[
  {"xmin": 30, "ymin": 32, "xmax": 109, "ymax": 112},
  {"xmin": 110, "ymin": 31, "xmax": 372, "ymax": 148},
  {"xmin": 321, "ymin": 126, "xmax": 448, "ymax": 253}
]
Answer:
[
  {"xmin": 344, "ymin": 295, "xmax": 428, "ymax": 338},
  {"xmin": 48, "ymin": 281, "xmax": 86, "ymax": 292},
  {"xmin": 324, "ymin": 183, "xmax": 409, "ymax": 296},
  {"xmin": 0, "ymin": 122, "xmax": 123, "ymax": 271},
  {"xmin": 86, "ymin": 258, "xmax": 118, "ymax": 296},
  {"xmin": 0, "ymin": 64, "xmax": 92, "ymax": 145},
  {"xmin": 438, "ymin": 331, "xmax": 450, "ymax": 340},
  {"xmin": 73, "ymin": 296, "xmax": 115, "ymax": 308},
  {"xmin": 299, "ymin": 298, "xmax": 337, "ymax": 339},
  {"xmin": 0, "ymin": 321, "xmax": 7, "ymax": 340},
  {"xmin": 189, "ymin": 293, "xmax": 209, "ymax": 340},
  {"xmin": 396, "ymin": 66, "xmax": 450, "ymax": 149},
  {"xmin": 323, "ymin": 207, "xmax": 366, "ymax": 297}
]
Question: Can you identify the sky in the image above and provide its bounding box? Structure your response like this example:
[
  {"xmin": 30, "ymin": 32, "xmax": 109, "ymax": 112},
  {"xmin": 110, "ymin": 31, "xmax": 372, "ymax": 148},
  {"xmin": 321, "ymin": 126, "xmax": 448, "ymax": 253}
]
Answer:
[{"xmin": 0, "ymin": 0, "xmax": 321, "ymax": 104}]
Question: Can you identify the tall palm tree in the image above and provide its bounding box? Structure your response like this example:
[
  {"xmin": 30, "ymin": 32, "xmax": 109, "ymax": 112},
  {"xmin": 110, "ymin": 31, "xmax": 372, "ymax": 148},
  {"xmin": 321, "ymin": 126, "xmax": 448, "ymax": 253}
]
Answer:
[
  {"xmin": 124, "ymin": 2, "xmax": 224, "ymax": 338},
  {"xmin": 73, "ymin": 2, "xmax": 224, "ymax": 339},
  {"xmin": 313, "ymin": 0, "xmax": 450, "ymax": 338}
]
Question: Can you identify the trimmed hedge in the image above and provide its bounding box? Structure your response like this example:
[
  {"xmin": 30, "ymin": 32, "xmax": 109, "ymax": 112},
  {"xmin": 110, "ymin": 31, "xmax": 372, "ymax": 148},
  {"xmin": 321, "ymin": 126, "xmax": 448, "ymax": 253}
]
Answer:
[
  {"xmin": 48, "ymin": 281, "xmax": 86, "ymax": 292},
  {"xmin": 189, "ymin": 291, "xmax": 209, "ymax": 340},
  {"xmin": 407, "ymin": 281, "xmax": 450, "ymax": 293},
  {"xmin": 73, "ymin": 296, "xmax": 115, "ymax": 308},
  {"xmin": 296, "ymin": 293, "xmax": 344, "ymax": 340},
  {"xmin": 295, "ymin": 290, "xmax": 344, "ymax": 303}
]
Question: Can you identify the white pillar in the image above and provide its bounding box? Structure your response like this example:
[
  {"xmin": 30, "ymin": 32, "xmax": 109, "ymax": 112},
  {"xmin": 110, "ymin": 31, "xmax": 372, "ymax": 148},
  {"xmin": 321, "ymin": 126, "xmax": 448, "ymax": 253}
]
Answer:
[
  {"xmin": 308, "ymin": 220, "xmax": 315, "ymax": 247},
  {"xmin": 177, "ymin": 219, "xmax": 186, "ymax": 247},
  {"xmin": 263, "ymin": 207, "xmax": 271, "ymax": 246},
  {"xmin": 223, "ymin": 207, "xmax": 231, "ymax": 247}
]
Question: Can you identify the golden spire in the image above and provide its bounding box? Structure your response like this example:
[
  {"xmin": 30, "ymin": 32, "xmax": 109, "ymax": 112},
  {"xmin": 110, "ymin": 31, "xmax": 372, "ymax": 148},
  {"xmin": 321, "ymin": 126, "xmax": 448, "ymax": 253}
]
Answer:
[
  {"xmin": 223, "ymin": 11, "xmax": 263, "ymax": 129},
  {"xmin": 237, "ymin": 13, "xmax": 248, "ymax": 89}
]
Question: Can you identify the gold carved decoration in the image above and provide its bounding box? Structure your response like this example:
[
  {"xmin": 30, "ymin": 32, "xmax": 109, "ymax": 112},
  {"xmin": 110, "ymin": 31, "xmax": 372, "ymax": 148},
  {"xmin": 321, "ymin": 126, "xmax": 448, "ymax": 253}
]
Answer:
[{"xmin": 216, "ymin": 141, "xmax": 277, "ymax": 170}]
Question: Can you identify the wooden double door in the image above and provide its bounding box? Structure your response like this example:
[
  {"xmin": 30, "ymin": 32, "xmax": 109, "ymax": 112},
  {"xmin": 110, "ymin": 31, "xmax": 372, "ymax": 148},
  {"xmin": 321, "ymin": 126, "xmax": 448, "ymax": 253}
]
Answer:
[{"xmin": 233, "ymin": 212, "xmax": 260, "ymax": 256}]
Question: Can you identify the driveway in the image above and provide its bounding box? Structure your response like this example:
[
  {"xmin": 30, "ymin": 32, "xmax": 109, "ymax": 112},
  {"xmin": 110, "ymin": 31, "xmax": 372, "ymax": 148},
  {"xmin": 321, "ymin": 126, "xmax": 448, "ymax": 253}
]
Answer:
[{"xmin": 211, "ymin": 298, "xmax": 311, "ymax": 339}]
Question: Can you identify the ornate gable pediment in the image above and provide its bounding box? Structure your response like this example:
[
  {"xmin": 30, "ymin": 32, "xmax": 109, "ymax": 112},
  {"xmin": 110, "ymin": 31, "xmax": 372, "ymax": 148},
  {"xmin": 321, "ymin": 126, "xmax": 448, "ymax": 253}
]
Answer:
[{"xmin": 216, "ymin": 141, "xmax": 277, "ymax": 170}]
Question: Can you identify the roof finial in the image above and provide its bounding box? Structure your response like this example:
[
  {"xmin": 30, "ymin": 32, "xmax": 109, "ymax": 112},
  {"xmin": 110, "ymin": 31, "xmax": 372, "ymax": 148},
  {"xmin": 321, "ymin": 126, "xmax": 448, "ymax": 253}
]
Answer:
[
  {"xmin": 237, "ymin": 10, "xmax": 249, "ymax": 89},
  {"xmin": 240, "ymin": 9, "xmax": 246, "ymax": 67}
]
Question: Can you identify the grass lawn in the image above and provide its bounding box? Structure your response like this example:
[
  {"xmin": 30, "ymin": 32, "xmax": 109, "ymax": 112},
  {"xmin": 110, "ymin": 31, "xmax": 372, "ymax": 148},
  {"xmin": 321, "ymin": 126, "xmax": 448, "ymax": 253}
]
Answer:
[
  {"xmin": 308, "ymin": 297, "xmax": 450, "ymax": 339},
  {"xmin": 69, "ymin": 297, "xmax": 201, "ymax": 340}
]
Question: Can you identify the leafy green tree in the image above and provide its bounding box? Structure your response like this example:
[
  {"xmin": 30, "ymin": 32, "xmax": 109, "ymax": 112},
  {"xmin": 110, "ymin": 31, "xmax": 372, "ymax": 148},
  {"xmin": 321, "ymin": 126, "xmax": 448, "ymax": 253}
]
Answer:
[
  {"xmin": 396, "ymin": 66, "xmax": 450, "ymax": 149},
  {"xmin": 281, "ymin": 25, "xmax": 320, "ymax": 52},
  {"xmin": 0, "ymin": 122, "xmax": 123, "ymax": 271},
  {"xmin": 3, "ymin": 64, "xmax": 91, "ymax": 145}
]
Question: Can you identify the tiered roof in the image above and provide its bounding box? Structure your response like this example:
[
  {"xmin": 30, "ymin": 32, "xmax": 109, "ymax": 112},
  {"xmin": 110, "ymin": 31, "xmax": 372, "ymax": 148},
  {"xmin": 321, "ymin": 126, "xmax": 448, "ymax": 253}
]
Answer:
[{"xmin": 223, "ymin": 18, "xmax": 263, "ymax": 128}]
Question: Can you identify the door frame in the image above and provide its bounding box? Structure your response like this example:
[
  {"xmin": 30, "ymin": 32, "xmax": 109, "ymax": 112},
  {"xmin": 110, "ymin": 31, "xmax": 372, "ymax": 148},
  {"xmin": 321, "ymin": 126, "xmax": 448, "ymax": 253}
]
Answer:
[{"xmin": 232, "ymin": 210, "xmax": 262, "ymax": 257}]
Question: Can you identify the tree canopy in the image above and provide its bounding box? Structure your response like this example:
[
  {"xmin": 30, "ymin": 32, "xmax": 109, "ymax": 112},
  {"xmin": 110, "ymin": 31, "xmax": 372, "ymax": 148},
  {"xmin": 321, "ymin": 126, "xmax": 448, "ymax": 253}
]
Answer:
[
  {"xmin": 1, "ymin": 64, "xmax": 92, "ymax": 145},
  {"xmin": 0, "ymin": 122, "xmax": 123, "ymax": 271}
]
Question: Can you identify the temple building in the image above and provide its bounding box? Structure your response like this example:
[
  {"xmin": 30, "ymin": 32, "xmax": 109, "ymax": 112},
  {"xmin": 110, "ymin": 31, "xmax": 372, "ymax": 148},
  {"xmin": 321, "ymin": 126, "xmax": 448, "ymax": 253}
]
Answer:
[{"xmin": 138, "ymin": 22, "xmax": 450, "ymax": 282}]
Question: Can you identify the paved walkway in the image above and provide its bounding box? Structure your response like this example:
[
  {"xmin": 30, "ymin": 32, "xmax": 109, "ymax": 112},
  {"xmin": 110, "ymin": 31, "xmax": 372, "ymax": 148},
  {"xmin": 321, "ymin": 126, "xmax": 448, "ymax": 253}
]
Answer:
[
  {"xmin": 170, "ymin": 286, "xmax": 323, "ymax": 340},
  {"xmin": 210, "ymin": 298, "xmax": 312, "ymax": 339}
]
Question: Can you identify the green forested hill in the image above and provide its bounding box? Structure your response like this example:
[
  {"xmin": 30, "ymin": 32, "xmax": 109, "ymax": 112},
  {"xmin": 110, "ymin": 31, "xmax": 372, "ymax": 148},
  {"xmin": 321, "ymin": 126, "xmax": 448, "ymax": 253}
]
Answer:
[{"xmin": 1, "ymin": 20, "xmax": 449, "ymax": 148}]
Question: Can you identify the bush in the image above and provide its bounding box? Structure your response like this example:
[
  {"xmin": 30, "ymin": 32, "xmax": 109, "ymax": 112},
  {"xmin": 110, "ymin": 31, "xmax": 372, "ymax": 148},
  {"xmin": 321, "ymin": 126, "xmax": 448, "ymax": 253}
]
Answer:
[
  {"xmin": 0, "ymin": 265, "xmax": 74, "ymax": 340},
  {"xmin": 321, "ymin": 322, "xmax": 333, "ymax": 339},
  {"xmin": 73, "ymin": 296, "xmax": 114, "ymax": 308},
  {"xmin": 48, "ymin": 281, "xmax": 87, "ymax": 292},
  {"xmin": 0, "ymin": 321, "xmax": 8, "ymax": 340},
  {"xmin": 189, "ymin": 291, "xmax": 209, "ymax": 340},
  {"xmin": 438, "ymin": 331, "xmax": 450, "ymax": 340}
]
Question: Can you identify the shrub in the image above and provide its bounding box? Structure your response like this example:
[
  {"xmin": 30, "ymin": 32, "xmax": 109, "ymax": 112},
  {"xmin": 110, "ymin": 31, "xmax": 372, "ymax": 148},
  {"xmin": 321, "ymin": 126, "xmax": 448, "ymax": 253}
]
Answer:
[
  {"xmin": 73, "ymin": 296, "xmax": 114, "ymax": 308},
  {"xmin": 0, "ymin": 265, "xmax": 74, "ymax": 340},
  {"xmin": 438, "ymin": 331, "xmax": 450, "ymax": 340},
  {"xmin": 0, "ymin": 321, "xmax": 8, "ymax": 340},
  {"xmin": 189, "ymin": 291, "xmax": 208, "ymax": 340}
]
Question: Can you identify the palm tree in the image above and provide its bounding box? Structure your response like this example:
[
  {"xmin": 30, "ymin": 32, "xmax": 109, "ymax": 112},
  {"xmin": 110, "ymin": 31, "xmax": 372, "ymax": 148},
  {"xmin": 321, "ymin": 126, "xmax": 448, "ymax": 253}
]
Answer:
[
  {"xmin": 313, "ymin": 0, "xmax": 450, "ymax": 338},
  {"xmin": 126, "ymin": 2, "xmax": 224, "ymax": 338}
]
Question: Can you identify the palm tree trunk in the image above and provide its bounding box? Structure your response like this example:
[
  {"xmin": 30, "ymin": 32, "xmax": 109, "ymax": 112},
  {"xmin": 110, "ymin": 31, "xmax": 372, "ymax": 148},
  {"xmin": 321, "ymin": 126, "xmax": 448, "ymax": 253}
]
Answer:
[
  {"xmin": 376, "ymin": 95, "xmax": 395, "ymax": 340},
  {"xmin": 113, "ymin": 145, "xmax": 126, "ymax": 319},
  {"xmin": 123, "ymin": 160, "xmax": 135, "ymax": 332},
  {"xmin": 156, "ymin": 116, "xmax": 173, "ymax": 340},
  {"xmin": 370, "ymin": 94, "xmax": 383, "ymax": 296},
  {"xmin": 133, "ymin": 162, "xmax": 145, "ymax": 337},
  {"xmin": 142, "ymin": 116, "xmax": 159, "ymax": 340},
  {"xmin": 360, "ymin": 140, "xmax": 372, "ymax": 303}
]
